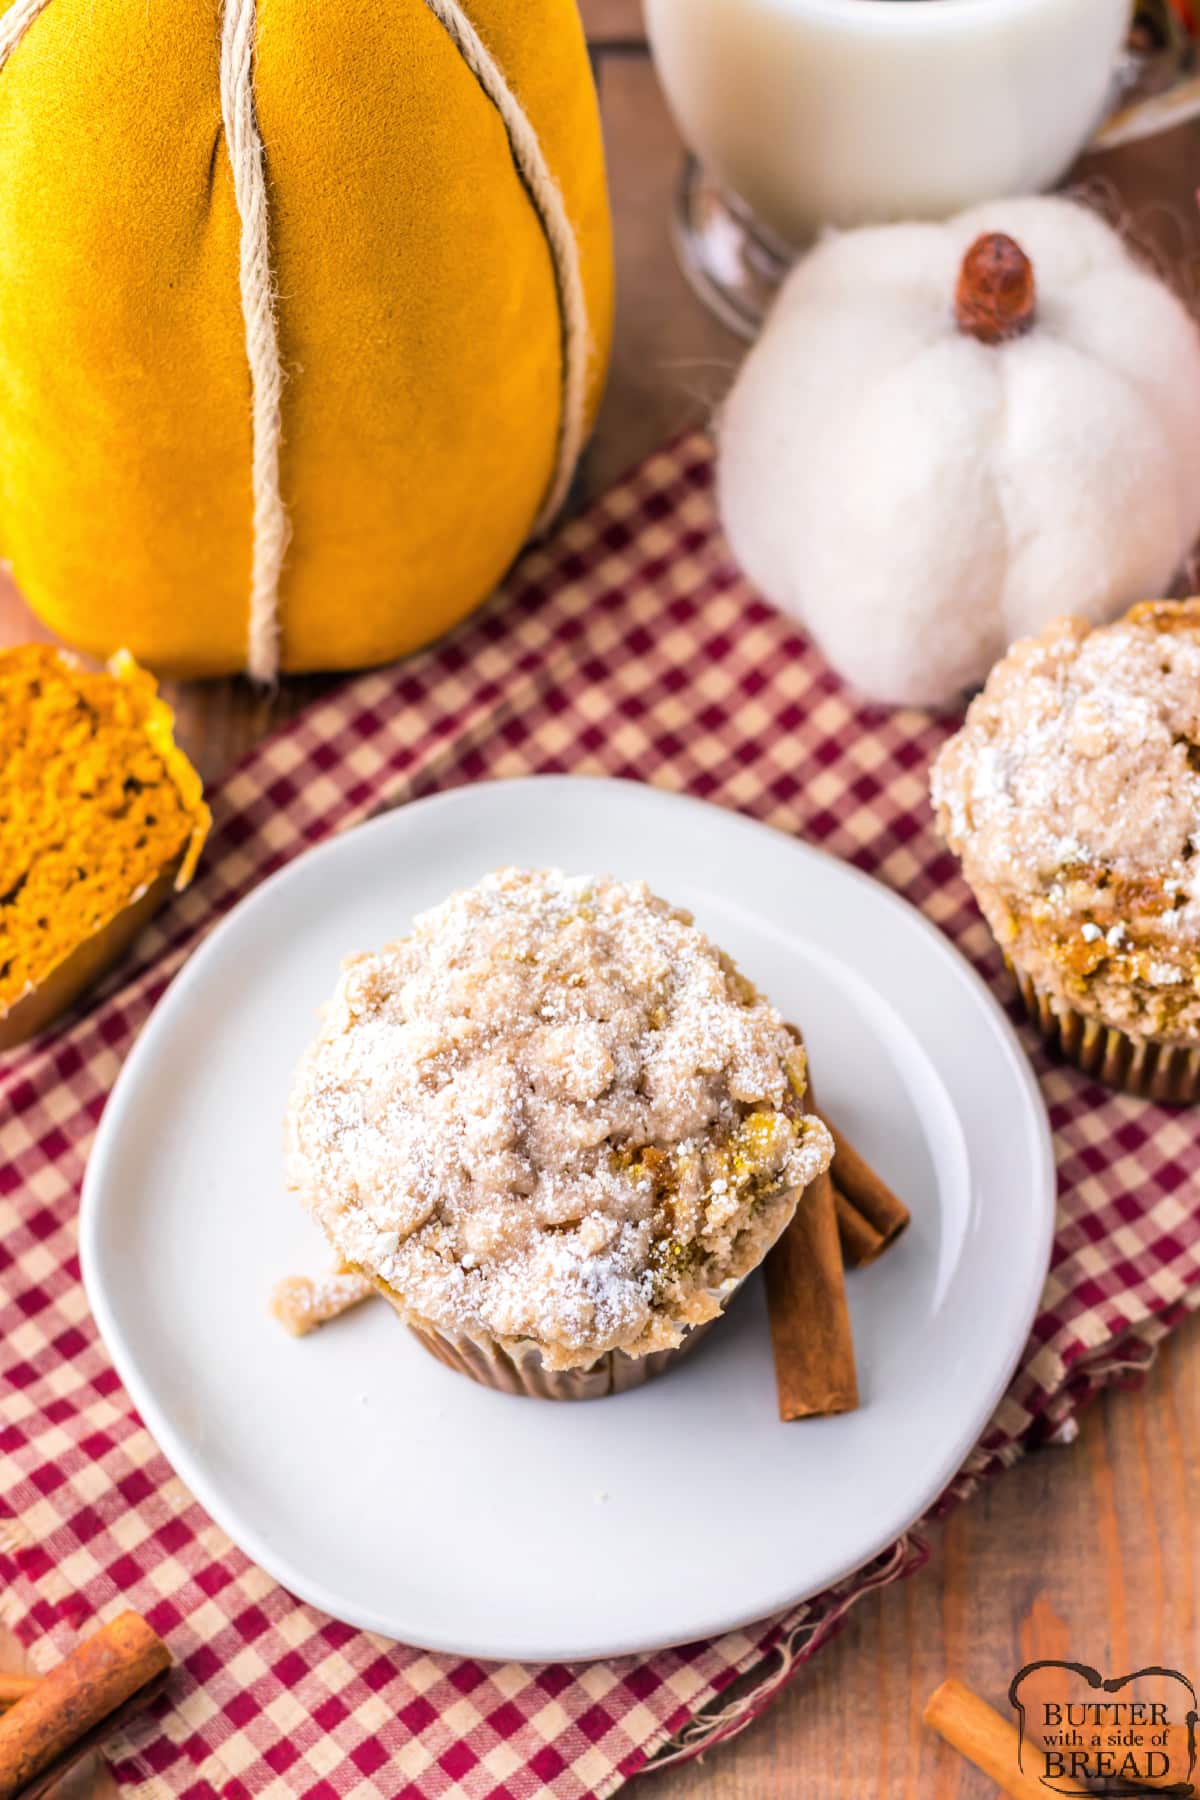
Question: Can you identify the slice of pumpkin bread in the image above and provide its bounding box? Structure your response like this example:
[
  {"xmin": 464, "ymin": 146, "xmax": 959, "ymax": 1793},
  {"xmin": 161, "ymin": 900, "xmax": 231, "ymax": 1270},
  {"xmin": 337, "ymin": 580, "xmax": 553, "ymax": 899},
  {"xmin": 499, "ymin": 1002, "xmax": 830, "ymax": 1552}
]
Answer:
[{"xmin": 0, "ymin": 645, "xmax": 210, "ymax": 1048}]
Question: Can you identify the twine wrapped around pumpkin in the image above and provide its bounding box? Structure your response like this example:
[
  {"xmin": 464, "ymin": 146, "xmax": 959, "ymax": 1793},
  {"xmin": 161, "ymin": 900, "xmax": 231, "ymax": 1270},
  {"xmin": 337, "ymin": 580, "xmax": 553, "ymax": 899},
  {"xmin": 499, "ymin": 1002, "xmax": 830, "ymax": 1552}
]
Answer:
[
  {"xmin": 218, "ymin": 0, "xmax": 289, "ymax": 683},
  {"xmin": 0, "ymin": 0, "xmax": 600, "ymax": 681},
  {"xmin": 0, "ymin": 0, "xmax": 49, "ymax": 65}
]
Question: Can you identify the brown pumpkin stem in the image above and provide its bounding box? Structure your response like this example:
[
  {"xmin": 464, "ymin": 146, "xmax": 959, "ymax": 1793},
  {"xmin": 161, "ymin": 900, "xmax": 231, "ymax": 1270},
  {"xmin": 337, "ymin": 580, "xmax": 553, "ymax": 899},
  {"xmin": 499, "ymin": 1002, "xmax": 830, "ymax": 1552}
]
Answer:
[{"xmin": 955, "ymin": 232, "xmax": 1036, "ymax": 345}]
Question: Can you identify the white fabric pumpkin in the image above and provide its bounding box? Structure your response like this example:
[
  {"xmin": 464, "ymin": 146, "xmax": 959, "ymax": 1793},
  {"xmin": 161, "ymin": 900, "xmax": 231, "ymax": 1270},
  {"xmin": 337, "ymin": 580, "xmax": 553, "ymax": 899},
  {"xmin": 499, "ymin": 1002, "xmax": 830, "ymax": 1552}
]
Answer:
[{"xmin": 718, "ymin": 197, "xmax": 1200, "ymax": 708}]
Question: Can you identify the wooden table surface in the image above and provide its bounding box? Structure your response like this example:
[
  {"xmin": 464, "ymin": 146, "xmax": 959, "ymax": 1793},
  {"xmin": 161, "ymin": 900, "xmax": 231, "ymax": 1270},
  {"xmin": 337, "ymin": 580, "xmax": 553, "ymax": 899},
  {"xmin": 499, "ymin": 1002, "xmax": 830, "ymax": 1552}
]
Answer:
[{"xmin": 2, "ymin": 6, "xmax": 1199, "ymax": 1795}]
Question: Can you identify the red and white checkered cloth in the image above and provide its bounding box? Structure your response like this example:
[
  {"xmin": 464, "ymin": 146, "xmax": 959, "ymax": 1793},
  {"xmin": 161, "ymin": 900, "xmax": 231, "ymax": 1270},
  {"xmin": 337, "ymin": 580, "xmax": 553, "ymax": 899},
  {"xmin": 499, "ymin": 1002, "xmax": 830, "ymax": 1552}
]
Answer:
[{"xmin": 3, "ymin": 433, "xmax": 1200, "ymax": 1800}]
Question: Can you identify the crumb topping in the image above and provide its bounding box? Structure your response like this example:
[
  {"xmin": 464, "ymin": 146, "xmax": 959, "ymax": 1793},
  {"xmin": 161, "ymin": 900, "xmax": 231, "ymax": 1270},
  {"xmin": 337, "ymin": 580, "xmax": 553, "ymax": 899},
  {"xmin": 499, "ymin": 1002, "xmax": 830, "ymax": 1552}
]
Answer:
[
  {"xmin": 286, "ymin": 869, "xmax": 832, "ymax": 1366},
  {"xmin": 270, "ymin": 1268, "xmax": 374, "ymax": 1337},
  {"xmin": 932, "ymin": 602, "xmax": 1200, "ymax": 1039}
]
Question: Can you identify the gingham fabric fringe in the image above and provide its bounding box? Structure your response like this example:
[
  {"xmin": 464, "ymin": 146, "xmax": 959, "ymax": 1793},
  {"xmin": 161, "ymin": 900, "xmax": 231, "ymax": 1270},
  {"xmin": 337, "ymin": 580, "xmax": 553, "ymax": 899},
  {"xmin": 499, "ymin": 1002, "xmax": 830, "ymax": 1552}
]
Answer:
[{"xmin": 4, "ymin": 436, "xmax": 1200, "ymax": 1800}]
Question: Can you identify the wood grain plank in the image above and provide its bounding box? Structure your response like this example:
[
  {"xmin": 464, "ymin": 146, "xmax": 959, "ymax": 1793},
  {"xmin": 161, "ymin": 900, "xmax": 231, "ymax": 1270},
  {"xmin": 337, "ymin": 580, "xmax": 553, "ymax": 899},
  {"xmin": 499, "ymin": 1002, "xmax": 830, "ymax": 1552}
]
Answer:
[
  {"xmin": 645, "ymin": 1331, "xmax": 1200, "ymax": 1796},
  {"xmin": 587, "ymin": 52, "xmax": 740, "ymax": 497},
  {"xmin": 2, "ymin": 35, "xmax": 1200, "ymax": 1800},
  {"xmin": 0, "ymin": 569, "xmax": 52, "ymax": 649},
  {"xmin": 580, "ymin": 0, "xmax": 644, "ymax": 46}
]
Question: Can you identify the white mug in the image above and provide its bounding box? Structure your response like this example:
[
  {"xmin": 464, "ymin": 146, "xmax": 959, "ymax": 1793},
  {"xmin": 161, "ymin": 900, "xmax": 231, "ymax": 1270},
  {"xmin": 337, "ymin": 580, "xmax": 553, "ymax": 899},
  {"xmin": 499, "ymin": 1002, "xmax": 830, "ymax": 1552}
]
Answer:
[
  {"xmin": 646, "ymin": 0, "xmax": 1132, "ymax": 245},
  {"xmin": 644, "ymin": 0, "xmax": 1191, "ymax": 333}
]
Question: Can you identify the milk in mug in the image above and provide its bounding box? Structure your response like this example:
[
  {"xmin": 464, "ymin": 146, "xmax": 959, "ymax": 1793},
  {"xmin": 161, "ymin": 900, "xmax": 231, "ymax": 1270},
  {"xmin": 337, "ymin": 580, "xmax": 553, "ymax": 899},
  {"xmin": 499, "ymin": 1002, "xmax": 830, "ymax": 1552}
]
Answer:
[{"xmin": 644, "ymin": 0, "xmax": 1132, "ymax": 246}]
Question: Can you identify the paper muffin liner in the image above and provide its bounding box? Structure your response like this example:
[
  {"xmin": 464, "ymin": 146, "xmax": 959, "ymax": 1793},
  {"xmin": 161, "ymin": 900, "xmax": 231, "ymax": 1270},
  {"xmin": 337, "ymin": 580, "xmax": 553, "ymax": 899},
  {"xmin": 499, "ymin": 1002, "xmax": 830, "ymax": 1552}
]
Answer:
[
  {"xmin": 1012, "ymin": 964, "xmax": 1200, "ymax": 1104},
  {"xmin": 404, "ymin": 1306, "xmax": 729, "ymax": 1401},
  {"xmin": 373, "ymin": 1176, "xmax": 812, "ymax": 1401}
]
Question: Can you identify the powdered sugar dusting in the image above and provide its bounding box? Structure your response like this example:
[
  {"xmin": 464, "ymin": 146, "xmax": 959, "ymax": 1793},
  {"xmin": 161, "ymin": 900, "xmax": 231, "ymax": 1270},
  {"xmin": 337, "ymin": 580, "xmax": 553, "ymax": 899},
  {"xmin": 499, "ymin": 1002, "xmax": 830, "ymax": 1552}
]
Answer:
[
  {"xmin": 270, "ymin": 1268, "xmax": 374, "ymax": 1337},
  {"xmin": 932, "ymin": 603, "xmax": 1200, "ymax": 1040},
  {"xmin": 286, "ymin": 869, "xmax": 832, "ymax": 1367}
]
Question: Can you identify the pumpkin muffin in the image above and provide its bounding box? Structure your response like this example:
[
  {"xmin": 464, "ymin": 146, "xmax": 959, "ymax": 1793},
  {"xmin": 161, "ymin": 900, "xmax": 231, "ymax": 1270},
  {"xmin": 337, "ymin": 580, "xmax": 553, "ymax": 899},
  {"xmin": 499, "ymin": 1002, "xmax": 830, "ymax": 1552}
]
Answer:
[
  {"xmin": 931, "ymin": 600, "xmax": 1200, "ymax": 1100},
  {"xmin": 285, "ymin": 867, "xmax": 834, "ymax": 1398}
]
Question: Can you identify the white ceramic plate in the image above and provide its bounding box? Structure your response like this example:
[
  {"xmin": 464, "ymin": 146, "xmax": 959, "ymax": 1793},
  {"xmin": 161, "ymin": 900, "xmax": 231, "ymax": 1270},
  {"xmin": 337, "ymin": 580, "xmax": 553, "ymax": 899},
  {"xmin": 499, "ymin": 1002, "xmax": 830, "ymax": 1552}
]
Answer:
[{"xmin": 81, "ymin": 776, "xmax": 1054, "ymax": 1662}]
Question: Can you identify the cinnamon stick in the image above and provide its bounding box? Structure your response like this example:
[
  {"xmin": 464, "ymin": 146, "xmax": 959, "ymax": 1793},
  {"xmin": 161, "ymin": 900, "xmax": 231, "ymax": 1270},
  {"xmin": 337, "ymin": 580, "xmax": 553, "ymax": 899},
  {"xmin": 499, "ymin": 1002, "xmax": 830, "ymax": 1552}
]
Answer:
[
  {"xmin": 824, "ymin": 1118, "xmax": 910, "ymax": 1268},
  {"xmin": 784, "ymin": 1028, "xmax": 909, "ymax": 1267},
  {"xmin": 0, "ymin": 1612, "xmax": 170, "ymax": 1800},
  {"xmin": 764, "ymin": 1161, "xmax": 858, "ymax": 1421},
  {"xmin": 0, "ymin": 1680, "xmax": 37, "ymax": 1713},
  {"xmin": 832, "ymin": 1183, "xmax": 884, "ymax": 1268},
  {"xmin": 924, "ymin": 1678, "xmax": 1047, "ymax": 1800}
]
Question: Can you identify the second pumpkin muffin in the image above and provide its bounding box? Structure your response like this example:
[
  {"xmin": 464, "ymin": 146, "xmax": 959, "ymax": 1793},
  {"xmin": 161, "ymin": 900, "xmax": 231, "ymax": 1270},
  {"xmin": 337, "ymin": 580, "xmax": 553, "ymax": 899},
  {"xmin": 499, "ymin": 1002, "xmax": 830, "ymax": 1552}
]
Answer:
[{"xmin": 932, "ymin": 600, "xmax": 1200, "ymax": 1100}]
